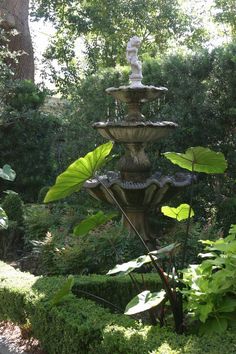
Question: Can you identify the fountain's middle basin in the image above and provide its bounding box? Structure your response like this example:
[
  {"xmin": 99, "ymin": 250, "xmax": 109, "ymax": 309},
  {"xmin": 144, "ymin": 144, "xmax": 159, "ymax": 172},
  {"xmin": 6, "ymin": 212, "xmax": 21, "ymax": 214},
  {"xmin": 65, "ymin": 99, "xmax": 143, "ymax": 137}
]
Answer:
[{"xmin": 93, "ymin": 121, "xmax": 177, "ymax": 143}]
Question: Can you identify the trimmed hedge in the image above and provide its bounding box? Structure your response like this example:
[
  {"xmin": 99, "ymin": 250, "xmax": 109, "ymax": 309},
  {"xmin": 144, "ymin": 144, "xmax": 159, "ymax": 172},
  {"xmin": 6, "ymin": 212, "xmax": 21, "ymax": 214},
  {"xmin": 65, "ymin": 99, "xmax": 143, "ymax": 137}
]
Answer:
[
  {"xmin": 72, "ymin": 273, "xmax": 162, "ymax": 310},
  {"xmin": 0, "ymin": 262, "xmax": 235, "ymax": 354}
]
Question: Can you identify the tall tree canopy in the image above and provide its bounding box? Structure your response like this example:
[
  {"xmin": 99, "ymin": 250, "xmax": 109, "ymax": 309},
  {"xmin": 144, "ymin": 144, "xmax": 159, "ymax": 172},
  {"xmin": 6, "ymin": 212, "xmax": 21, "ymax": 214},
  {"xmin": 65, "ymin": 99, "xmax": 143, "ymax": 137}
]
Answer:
[
  {"xmin": 31, "ymin": 0, "xmax": 206, "ymax": 73},
  {"xmin": 214, "ymin": 0, "xmax": 236, "ymax": 37}
]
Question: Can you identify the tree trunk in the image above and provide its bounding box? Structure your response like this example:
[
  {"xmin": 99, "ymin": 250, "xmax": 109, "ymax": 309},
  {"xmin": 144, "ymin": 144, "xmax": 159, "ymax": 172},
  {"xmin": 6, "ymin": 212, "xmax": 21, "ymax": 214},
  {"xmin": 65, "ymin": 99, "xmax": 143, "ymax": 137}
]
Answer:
[{"xmin": 0, "ymin": 0, "xmax": 34, "ymax": 81}]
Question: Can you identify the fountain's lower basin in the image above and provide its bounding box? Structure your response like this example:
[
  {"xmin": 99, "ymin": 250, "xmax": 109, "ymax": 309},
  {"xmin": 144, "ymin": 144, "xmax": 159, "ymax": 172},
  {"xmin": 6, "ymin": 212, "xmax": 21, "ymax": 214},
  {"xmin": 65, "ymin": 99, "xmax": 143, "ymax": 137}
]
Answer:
[
  {"xmin": 84, "ymin": 171, "xmax": 193, "ymax": 209},
  {"xmin": 93, "ymin": 121, "xmax": 177, "ymax": 143},
  {"xmin": 85, "ymin": 171, "xmax": 193, "ymax": 245}
]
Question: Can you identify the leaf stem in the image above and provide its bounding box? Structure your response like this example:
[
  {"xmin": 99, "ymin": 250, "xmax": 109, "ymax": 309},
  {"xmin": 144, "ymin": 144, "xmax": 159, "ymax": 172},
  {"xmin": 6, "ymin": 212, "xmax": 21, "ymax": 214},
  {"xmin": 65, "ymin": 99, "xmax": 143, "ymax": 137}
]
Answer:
[{"xmin": 97, "ymin": 175, "xmax": 183, "ymax": 333}]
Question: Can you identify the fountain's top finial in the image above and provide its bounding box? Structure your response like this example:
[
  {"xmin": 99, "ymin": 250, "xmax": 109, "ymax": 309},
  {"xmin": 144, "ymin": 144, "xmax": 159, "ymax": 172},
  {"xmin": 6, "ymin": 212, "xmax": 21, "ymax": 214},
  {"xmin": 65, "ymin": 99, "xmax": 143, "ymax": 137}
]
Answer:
[{"xmin": 126, "ymin": 36, "xmax": 143, "ymax": 88}]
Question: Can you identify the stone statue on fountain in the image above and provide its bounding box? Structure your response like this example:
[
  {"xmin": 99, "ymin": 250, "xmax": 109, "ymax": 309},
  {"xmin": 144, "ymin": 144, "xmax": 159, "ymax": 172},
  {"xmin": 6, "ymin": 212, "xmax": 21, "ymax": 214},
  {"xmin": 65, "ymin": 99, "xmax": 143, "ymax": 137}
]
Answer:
[{"xmin": 126, "ymin": 36, "xmax": 143, "ymax": 87}]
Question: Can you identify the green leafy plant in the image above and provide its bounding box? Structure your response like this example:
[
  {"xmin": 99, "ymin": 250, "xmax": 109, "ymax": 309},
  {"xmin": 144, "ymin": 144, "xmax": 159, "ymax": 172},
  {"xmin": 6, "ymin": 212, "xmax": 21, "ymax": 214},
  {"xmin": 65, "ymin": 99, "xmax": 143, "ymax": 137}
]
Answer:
[
  {"xmin": 163, "ymin": 147, "xmax": 227, "ymax": 173},
  {"xmin": 1, "ymin": 192, "xmax": 24, "ymax": 226},
  {"xmin": 44, "ymin": 141, "xmax": 113, "ymax": 202},
  {"xmin": 182, "ymin": 224, "xmax": 236, "ymax": 334},
  {"xmin": 0, "ymin": 208, "xmax": 8, "ymax": 230},
  {"xmin": 0, "ymin": 165, "xmax": 16, "ymax": 181},
  {"xmin": 161, "ymin": 204, "xmax": 194, "ymax": 221},
  {"xmin": 44, "ymin": 144, "xmax": 228, "ymax": 333},
  {"xmin": 125, "ymin": 290, "xmax": 166, "ymax": 316},
  {"xmin": 107, "ymin": 147, "xmax": 227, "ymax": 331},
  {"xmin": 73, "ymin": 211, "xmax": 117, "ymax": 237},
  {"xmin": 4, "ymin": 80, "xmax": 47, "ymax": 111},
  {"xmin": 162, "ymin": 147, "xmax": 227, "ymax": 268},
  {"xmin": 50, "ymin": 275, "xmax": 74, "ymax": 306},
  {"xmin": 0, "ymin": 165, "xmax": 16, "ymax": 230}
]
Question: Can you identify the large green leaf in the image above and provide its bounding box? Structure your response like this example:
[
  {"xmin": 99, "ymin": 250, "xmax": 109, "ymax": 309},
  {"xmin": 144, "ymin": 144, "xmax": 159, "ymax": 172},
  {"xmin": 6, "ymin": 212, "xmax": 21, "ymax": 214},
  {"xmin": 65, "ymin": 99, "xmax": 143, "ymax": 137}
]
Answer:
[
  {"xmin": 0, "ymin": 165, "xmax": 16, "ymax": 181},
  {"xmin": 107, "ymin": 254, "xmax": 156, "ymax": 276},
  {"xmin": 218, "ymin": 297, "xmax": 236, "ymax": 313},
  {"xmin": 163, "ymin": 147, "xmax": 227, "ymax": 173},
  {"xmin": 200, "ymin": 317, "xmax": 228, "ymax": 335},
  {"xmin": 0, "ymin": 207, "xmax": 8, "ymax": 229},
  {"xmin": 73, "ymin": 211, "xmax": 117, "ymax": 236},
  {"xmin": 51, "ymin": 275, "xmax": 74, "ymax": 306},
  {"xmin": 149, "ymin": 242, "xmax": 181, "ymax": 257},
  {"xmin": 124, "ymin": 290, "xmax": 166, "ymax": 315},
  {"xmin": 161, "ymin": 204, "xmax": 194, "ymax": 221},
  {"xmin": 44, "ymin": 141, "xmax": 113, "ymax": 203}
]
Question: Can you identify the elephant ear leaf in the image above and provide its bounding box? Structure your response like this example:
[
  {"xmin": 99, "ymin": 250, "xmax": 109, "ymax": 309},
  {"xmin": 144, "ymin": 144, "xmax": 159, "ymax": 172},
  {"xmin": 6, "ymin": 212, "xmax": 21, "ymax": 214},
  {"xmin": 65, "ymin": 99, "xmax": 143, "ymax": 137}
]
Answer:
[
  {"xmin": 161, "ymin": 204, "xmax": 194, "ymax": 221},
  {"xmin": 0, "ymin": 207, "xmax": 8, "ymax": 229},
  {"xmin": 163, "ymin": 147, "xmax": 227, "ymax": 174},
  {"xmin": 0, "ymin": 165, "xmax": 16, "ymax": 181},
  {"xmin": 125, "ymin": 290, "xmax": 166, "ymax": 315},
  {"xmin": 73, "ymin": 211, "xmax": 117, "ymax": 237},
  {"xmin": 44, "ymin": 141, "xmax": 113, "ymax": 203},
  {"xmin": 50, "ymin": 275, "xmax": 74, "ymax": 306},
  {"xmin": 107, "ymin": 254, "xmax": 156, "ymax": 276}
]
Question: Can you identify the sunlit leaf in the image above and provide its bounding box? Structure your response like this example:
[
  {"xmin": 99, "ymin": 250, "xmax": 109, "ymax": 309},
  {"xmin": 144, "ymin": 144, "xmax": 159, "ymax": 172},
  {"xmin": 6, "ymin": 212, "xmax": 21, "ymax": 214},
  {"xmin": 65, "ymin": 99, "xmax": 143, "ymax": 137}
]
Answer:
[
  {"xmin": 0, "ymin": 207, "xmax": 8, "ymax": 229},
  {"xmin": 0, "ymin": 165, "xmax": 16, "ymax": 181},
  {"xmin": 44, "ymin": 141, "xmax": 113, "ymax": 203},
  {"xmin": 149, "ymin": 243, "xmax": 181, "ymax": 257},
  {"xmin": 199, "ymin": 302, "xmax": 214, "ymax": 322},
  {"xmin": 3, "ymin": 190, "xmax": 18, "ymax": 195},
  {"xmin": 51, "ymin": 275, "xmax": 74, "ymax": 306},
  {"xmin": 107, "ymin": 254, "xmax": 156, "ymax": 276},
  {"xmin": 125, "ymin": 290, "xmax": 166, "ymax": 315},
  {"xmin": 229, "ymin": 224, "xmax": 236, "ymax": 235},
  {"xmin": 198, "ymin": 252, "xmax": 216, "ymax": 258},
  {"xmin": 161, "ymin": 204, "xmax": 194, "ymax": 221},
  {"xmin": 163, "ymin": 147, "xmax": 227, "ymax": 174},
  {"xmin": 73, "ymin": 211, "xmax": 117, "ymax": 236}
]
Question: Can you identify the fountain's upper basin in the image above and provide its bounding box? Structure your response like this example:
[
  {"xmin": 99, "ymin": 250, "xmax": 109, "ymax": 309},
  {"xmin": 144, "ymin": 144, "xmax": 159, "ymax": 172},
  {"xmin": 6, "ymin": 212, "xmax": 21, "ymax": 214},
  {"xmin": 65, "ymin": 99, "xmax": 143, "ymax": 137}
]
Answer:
[
  {"xmin": 93, "ymin": 121, "xmax": 177, "ymax": 143},
  {"xmin": 106, "ymin": 85, "xmax": 168, "ymax": 103}
]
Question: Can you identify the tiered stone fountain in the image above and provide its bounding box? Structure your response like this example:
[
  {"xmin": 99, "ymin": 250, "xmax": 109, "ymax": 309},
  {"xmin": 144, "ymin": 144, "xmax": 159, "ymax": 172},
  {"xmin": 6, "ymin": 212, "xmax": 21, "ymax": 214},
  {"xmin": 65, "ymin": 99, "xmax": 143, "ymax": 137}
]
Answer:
[{"xmin": 85, "ymin": 36, "xmax": 192, "ymax": 248}]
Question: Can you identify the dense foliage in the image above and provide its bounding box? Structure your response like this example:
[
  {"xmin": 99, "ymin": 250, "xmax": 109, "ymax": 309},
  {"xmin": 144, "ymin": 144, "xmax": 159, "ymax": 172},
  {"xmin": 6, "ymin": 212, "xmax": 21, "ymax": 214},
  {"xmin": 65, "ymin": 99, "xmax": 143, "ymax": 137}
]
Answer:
[
  {"xmin": 0, "ymin": 80, "xmax": 61, "ymax": 201},
  {"xmin": 182, "ymin": 225, "xmax": 236, "ymax": 334}
]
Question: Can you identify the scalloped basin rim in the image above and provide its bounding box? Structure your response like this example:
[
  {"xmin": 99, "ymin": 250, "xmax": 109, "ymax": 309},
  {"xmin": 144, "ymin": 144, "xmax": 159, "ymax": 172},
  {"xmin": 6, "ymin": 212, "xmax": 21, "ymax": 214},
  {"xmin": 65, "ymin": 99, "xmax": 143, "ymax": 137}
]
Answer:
[
  {"xmin": 105, "ymin": 85, "xmax": 168, "ymax": 103},
  {"xmin": 85, "ymin": 173, "xmax": 194, "ymax": 190},
  {"xmin": 93, "ymin": 121, "xmax": 178, "ymax": 128},
  {"xmin": 106, "ymin": 85, "xmax": 168, "ymax": 92}
]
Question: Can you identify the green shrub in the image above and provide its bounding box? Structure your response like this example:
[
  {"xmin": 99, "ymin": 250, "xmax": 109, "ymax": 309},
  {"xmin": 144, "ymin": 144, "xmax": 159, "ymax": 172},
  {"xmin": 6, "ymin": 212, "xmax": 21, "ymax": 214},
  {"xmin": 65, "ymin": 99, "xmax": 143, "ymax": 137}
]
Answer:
[
  {"xmin": 0, "ymin": 261, "xmax": 235, "ymax": 354},
  {"xmin": 23, "ymin": 204, "xmax": 59, "ymax": 248},
  {"xmin": 27, "ymin": 220, "xmax": 146, "ymax": 276},
  {"xmin": 216, "ymin": 197, "xmax": 236, "ymax": 235},
  {"xmin": 0, "ymin": 80, "xmax": 60, "ymax": 202},
  {"xmin": 1, "ymin": 192, "xmax": 24, "ymax": 225},
  {"xmin": 182, "ymin": 224, "xmax": 236, "ymax": 334},
  {"xmin": 4, "ymin": 80, "xmax": 47, "ymax": 111},
  {"xmin": 0, "ymin": 193, "xmax": 24, "ymax": 259},
  {"xmin": 98, "ymin": 324, "xmax": 236, "ymax": 354},
  {"xmin": 41, "ymin": 222, "xmax": 146, "ymax": 275},
  {"xmin": 72, "ymin": 273, "xmax": 161, "ymax": 311},
  {"xmin": 161, "ymin": 221, "xmax": 221, "ymax": 266}
]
